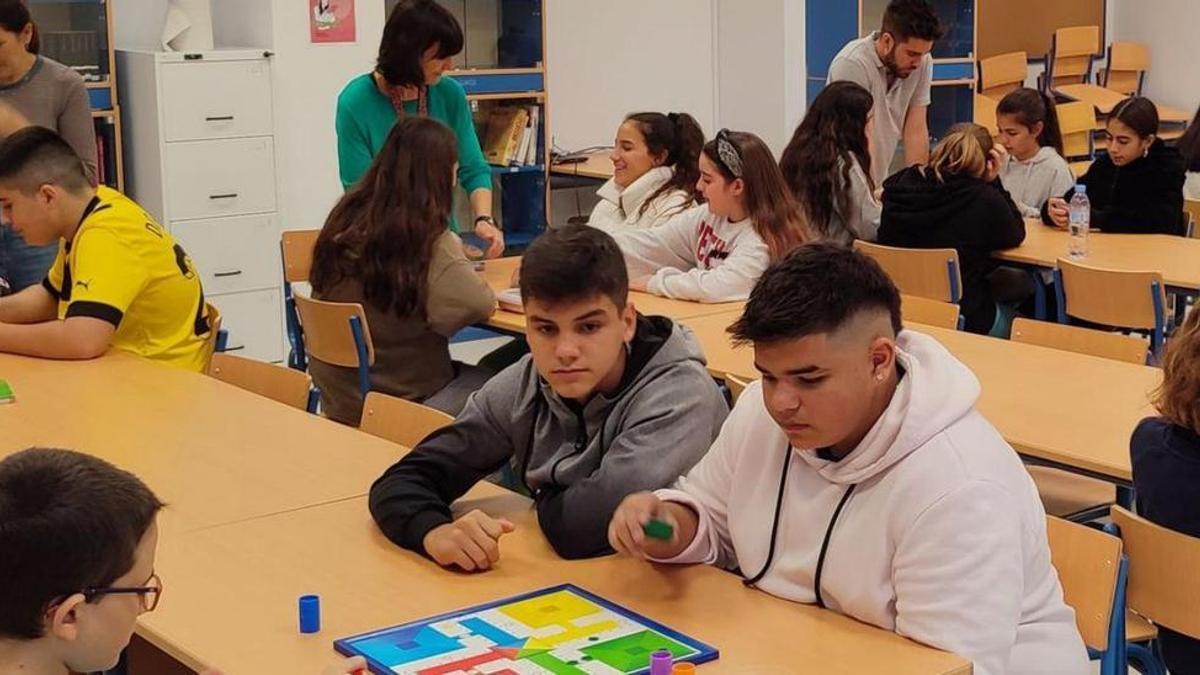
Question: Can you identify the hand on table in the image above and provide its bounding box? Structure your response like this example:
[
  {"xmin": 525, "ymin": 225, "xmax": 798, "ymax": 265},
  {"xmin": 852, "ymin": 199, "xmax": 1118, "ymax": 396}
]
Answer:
[
  {"xmin": 474, "ymin": 220, "xmax": 506, "ymax": 259},
  {"xmin": 629, "ymin": 275, "xmax": 651, "ymax": 292},
  {"xmin": 608, "ymin": 492, "xmax": 690, "ymax": 561},
  {"xmin": 422, "ymin": 509, "xmax": 516, "ymax": 572},
  {"xmin": 1046, "ymin": 197, "xmax": 1070, "ymax": 229}
]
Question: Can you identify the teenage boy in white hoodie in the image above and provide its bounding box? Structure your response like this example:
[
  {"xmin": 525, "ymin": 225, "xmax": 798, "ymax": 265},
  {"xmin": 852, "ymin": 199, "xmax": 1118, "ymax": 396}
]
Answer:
[{"xmin": 609, "ymin": 243, "xmax": 1090, "ymax": 675}]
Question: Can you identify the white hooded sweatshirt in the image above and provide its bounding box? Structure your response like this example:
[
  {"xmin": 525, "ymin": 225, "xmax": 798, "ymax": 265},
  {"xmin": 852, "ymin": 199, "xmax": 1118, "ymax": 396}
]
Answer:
[
  {"xmin": 612, "ymin": 204, "xmax": 769, "ymax": 303},
  {"xmin": 588, "ymin": 166, "xmax": 693, "ymax": 232},
  {"xmin": 654, "ymin": 331, "xmax": 1089, "ymax": 675},
  {"xmin": 999, "ymin": 146, "xmax": 1076, "ymax": 218}
]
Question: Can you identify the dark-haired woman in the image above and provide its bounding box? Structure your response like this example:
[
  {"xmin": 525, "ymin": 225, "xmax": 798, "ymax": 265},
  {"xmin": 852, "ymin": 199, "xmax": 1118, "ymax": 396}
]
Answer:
[
  {"xmin": 311, "ymin": 117, "xmax": 496, "ymax": 426},
  {"xmin": 587, "ymin": 111, "xmax": 705, "ymax": 232},
  {"xmin": 1043, "ymin": 96, "xmax": 1186, "ymax": 235},
  {"xmin": 779, "ymin": 81, "xmax": 880, "ymax": 244},
  {"xmin": 0, "ymin": 0, "xmax": 97, "ymax": 292},
  {"xmin": 335, "ymin": 0, "xmax": 503, "ymax": 257}
]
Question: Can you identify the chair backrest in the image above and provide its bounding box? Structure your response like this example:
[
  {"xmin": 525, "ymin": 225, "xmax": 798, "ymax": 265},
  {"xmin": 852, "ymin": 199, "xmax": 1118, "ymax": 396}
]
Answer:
[
  {"xmin": 359, "ymin": 391, "xmax": 454, "ymax": 448},
  {"xmin": 1111, "ymin": 506, "xmax": 1200, "ymax": 640},
  {"xmin": 854, "ymin": 241, "xmax": 962, "ymax": 303},
  {"xmin": 900, "ymin": 294, "xmax": 961, "ymax": 330},
  {"xmin": 1101, "ymin": 41, "xmax": 1149, "ymax": 96},
  {"xmin": 208, "ymin": 352, "xmax": 314, "ymax": 411},
  {"xmin": 978, "ymin": 51, "xmax": 1028, "ymax": 98},
  {"xmin": 1046, "ymin": 26, "xmax": 1100, "ymax": 89},
  {"xmin": 1046, "ymin": 515, "xmax": 1122, "ymax": 651},
  {"xmin": 725, "ymin": 373, "xmax": 751, "ymax": 403},
  {"xmin": 1055, "ymin": 258, "xmax": 1165, "ymax": 331},
  {"xmin": 292, "ymin": 294, "xmax": 375, "ymax": 368},
  {"xmin": 1185, "ymin": 198, "xmax": 1200, "ymax": 239},
  {"xmin": 1010, "ymin": 318, "xmax": 1147, "ymax": 364},
  {"xmin": 1057, "ymin": 101, "xmax": 1098, "ymax": 160},
  {"xmin": 281, "ymin": 229, "xmax": 321, "ymax": 284},
  {"xmin": 200, "ymin": 302, "xmax": 222, "ymax": 364}
]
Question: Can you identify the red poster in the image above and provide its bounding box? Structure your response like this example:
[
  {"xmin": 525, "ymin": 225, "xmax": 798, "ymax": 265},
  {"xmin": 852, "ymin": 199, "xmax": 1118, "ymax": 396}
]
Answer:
[{"xmin": 310, "ymin": 0, "xmax": 356, "ymax": 44}]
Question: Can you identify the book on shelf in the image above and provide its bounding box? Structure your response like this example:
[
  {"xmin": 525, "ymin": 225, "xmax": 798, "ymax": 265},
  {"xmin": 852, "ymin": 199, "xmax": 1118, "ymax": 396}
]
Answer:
[
  {"xmin": 482, "ymin": 106, "xmax": 528, "ymax": 166},
  {"xmin": 524, "ymin": 104, "xmax": 540, "ymax": 165}
]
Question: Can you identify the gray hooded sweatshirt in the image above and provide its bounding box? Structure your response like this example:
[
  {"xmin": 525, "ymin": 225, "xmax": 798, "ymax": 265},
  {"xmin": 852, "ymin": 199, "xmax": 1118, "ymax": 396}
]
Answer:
[
  {"xmin": 369, "ymin": 314, "xmax": 729, "ymax": 559},
  {"xmin": 999, "ymin": 146, "xmax": 1075, "ymax": 218}
]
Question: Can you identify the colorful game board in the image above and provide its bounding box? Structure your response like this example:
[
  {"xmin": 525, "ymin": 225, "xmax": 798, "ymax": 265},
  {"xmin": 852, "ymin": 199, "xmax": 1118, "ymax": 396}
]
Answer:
[{"xmin": 334, "ymin": 584, "xmax": 719, "ymax": 674}]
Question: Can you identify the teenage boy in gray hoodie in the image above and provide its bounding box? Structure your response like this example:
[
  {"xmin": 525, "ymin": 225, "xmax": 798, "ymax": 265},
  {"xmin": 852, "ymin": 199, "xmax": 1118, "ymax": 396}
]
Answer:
[{"xmin": 369, "ymin": 224, "xmax": 729, "ymax": 568}]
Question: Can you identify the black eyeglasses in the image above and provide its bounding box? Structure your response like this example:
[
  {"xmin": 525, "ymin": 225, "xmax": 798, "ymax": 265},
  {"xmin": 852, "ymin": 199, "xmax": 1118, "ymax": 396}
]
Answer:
[{"xmin": 81, "ymin": 573, "xmax": 163, "ymax": 613}]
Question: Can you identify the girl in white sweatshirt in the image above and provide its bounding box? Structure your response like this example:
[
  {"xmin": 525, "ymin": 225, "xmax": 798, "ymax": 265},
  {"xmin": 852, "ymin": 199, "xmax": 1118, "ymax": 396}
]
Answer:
[
  {"xmin": 996, "ymin": 88, "xmax": 1075, "ymax": 218},
  {"xmin": 610, "ymin": 244, "xmax": 1090, "ymax": 675},
  {"xmin": 587, "ymin": 112, "xmax": 704, "ymax": 232},
  {"xmin": 612, "ymin": 129, "xmax": 809, "ymax": 303}
]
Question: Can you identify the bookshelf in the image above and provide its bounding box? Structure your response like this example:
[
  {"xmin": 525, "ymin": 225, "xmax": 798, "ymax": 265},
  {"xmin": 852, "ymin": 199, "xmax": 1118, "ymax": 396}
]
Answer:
[
  {"xmin": 387, "ymin": 0, "xmax": 549, "ymax": 251},
  {"xmin": 26, "ymin": 0, "xmax": 123, "ymax": 191}
]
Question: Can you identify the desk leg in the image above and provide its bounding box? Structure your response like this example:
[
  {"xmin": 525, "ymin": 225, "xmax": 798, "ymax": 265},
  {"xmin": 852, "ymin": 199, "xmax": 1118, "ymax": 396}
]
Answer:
[{"xmin": 1029, "ymin": 269, "xmax": 1047, "ymax": 321}]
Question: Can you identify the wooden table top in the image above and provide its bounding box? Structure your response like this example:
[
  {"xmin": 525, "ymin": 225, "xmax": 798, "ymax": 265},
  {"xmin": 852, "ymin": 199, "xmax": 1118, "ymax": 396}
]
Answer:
[
  {"xmin": 994, "ymin": 219, "xmax": 1200, "ymax": 291},
  {"xmin": 550, "ymin": 149, "xmax": 615, "ymax": 180},
  {"xmin": 143, "ymin": 490, "xmax": 970, "ymax": 675},
  {"xmin": 682, "ymin": 313, "xmax": 1158, "ymax": 482},
  {"xmin": 0, "ymin": 351, "xmax": 401, "ymax": 534},
  {"xmin": 478, "ymin": 256, "xmax": 745, "ymax": 333},
  {"xmin": 1054, "ymin": 84, "xmax": 1191, "ymax": 122}
]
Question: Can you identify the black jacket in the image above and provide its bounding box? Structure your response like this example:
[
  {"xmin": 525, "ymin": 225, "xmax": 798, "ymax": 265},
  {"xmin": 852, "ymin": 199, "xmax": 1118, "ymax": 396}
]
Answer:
[
  {"xmin": 1041, "ymin": 138, "xmax": 1186, "ymax": 235},
  {"xmin": 879, "ymin": 168, "xmax": 1025, "ymax": 334},
  {"xmin": 1131, "ymin": 417, "xmax": 1200, "ymax": 674}
]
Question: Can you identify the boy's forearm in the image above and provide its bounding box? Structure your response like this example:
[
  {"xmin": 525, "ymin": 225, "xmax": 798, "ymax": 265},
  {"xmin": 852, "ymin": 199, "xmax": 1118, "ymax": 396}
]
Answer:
[{"xmin": 0, "ymin": 319, "xmax": 110, "ymax": 360}]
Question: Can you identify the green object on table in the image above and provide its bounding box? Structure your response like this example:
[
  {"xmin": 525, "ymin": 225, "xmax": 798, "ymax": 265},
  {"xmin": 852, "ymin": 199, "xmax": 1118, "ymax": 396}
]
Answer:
[
  {"xmin": 0, "ymin": 379, "xmax": 13, "ymax": 403},
  {"xmin": 643, "ymin": 519, "xmax": 674, "ymax": 541}
]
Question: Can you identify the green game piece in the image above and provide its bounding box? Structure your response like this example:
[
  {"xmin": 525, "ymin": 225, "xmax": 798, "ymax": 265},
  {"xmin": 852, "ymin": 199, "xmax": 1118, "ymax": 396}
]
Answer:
[
  {"xmin": 643, "ymin": 519, "xmax": 673, "ymax": 541},
  {"xmin": 0, "ymin": 379, "xmax": 13, "ymax": 404}
]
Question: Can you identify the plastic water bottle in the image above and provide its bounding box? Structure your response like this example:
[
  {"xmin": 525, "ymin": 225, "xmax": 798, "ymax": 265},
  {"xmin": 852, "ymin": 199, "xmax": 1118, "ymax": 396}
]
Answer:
[{"xmin": 1067, "ymin": 185, "xmax": 1090, "ymax": 260}]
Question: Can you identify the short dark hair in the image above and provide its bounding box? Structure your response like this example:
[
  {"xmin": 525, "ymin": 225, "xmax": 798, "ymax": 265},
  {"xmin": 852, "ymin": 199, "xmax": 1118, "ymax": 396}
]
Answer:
[
  {"xmin": 0, "ymin": 448, "xmax": 164, "ymax": 640},
  {"xmin": 0, "ymin": 126, "xmax": 91, "ymax": 194},
  {"xmin": 519, "ymin": 224, "xmax": 629, "ymax": 310},
  {"xmin": 1110, "ymin": 96, "xmax": 1160, "ymax": 139},
  {"xmin": 881, "ymin": 0, "xmax": 944, "ymax": 43},
  {"xmin": 377, "ymin": 0, "xmax": 464, "ymax": 88},
  {"xmin": 729, "ymin": 243, "xmax": 902, "ymax": 345}
]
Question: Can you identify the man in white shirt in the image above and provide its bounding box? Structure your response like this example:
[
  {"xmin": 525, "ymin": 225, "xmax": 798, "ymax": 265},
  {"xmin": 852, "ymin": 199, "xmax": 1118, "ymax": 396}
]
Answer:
[
  {"xmin": 828, "ymin": 0, "xmax": 943, "ymax": 184},
  {"xmin": 609, "ymin": 243, "xmax": 1090, "ymax": 675}
]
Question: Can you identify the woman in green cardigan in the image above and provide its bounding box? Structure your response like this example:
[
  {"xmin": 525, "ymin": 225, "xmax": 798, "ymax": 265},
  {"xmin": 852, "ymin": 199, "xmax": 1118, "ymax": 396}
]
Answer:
[{"xmin": 335, "ymin": 0, "xmax": 504, "ymax": 257}]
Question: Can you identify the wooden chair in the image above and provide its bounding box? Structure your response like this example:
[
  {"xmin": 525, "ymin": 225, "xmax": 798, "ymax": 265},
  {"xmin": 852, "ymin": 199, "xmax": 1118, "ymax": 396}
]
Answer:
[
  {"xmin": 977, "ymin": 51, "xmax": 1027, "ymax": 98},
  {"xmin": 1100, "ymin": 41, "xmax": 1150, "ymax": 97},
  {"xmin": 280, "ymin": 229, "xmax": 321, "ymax": 370},
  {"xmin": 1043, "ymin": 26, "xmax": 1100, "ymax": 91},
  {"xmin": 359, "ymin": 391, "xmax": 454, "ymax": 448},
  {"xmin": 1045, "ymin": 515, "xmax": 1128, "ymax": 674},
  {"xmin": 853, "ymin": 241, "xmax": 962, "ymax": 303},
  {"xmin": 1011, "ymin": 318, "xmax": 1147, "ymax": 365},
  {"xmin": 201, "ymin": 302, "xmax": 225, "ymax": 366},
  {"xmin": 724, "ymin": 373, "xmax": 751, "ymax": 403},
  {"xmin": 1057, "ymin": 101, "xmax": 1098, "ymax": 161},
  {"xmin": 292, "ymin": 294, "xmax": 375, "ymax": 396},
  {"xmin": 1111, "ymin": 506, "xmax": 1200, "ymax": 674},
  {"xmin": 1185, "ymin": 198, "xmax": 1200, "ymax": 239},
  {"xmin": 901, "ymin": 294, "xmax": 961, "ymax": 330},
  {"xmin": 208, "ymin": 352, "xmax": 317, "ymax": 412},
  {"xmin": 1054, "ymin": 258, "xmax": 1167, "ymax": 357}
]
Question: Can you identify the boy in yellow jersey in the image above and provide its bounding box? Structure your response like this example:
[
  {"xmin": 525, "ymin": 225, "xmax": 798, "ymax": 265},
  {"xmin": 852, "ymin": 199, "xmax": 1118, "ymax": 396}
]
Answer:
[{"xmin": 0, "ymin": 127, "xmax": 213, "ymax": 371}]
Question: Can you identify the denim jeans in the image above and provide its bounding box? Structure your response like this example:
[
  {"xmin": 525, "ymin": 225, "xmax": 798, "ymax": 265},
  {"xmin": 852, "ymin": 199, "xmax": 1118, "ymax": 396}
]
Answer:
[{"xmin": 0, "ymin": 227, "xmax": 58, "ymax": 293}]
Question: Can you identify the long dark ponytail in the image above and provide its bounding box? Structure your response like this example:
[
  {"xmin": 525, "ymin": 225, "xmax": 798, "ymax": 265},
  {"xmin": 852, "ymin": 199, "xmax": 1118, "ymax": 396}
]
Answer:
[
  {"xmin": 779, "ymin": 81, "xmax": 875, "ymax": 242},
  {"xmin": 996, "ymin": 87, "xmax": 1064, "ymax": 155},
  {"xmin": 624, "ymin": 111, "xmax": 705, "ymax": 218}
]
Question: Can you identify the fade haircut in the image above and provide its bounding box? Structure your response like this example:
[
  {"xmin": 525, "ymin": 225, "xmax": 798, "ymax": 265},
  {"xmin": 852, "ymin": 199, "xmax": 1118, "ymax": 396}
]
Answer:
[{"xmin": 0, "ymin": 126, "xmax": 92, "ymax": 194}]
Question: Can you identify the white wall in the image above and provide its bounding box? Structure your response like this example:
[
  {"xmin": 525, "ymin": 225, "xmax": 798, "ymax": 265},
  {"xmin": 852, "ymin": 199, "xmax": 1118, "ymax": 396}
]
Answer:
[{"xmin": 1110, "ymin": 0, "xmax": 1200, "ymax": 114}]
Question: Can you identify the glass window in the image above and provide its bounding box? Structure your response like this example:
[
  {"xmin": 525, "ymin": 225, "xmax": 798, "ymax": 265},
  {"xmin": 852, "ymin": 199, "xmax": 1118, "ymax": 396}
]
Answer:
[{"xmin": 27, "ymin": 0, "xmax": 109, "ymax": 82}]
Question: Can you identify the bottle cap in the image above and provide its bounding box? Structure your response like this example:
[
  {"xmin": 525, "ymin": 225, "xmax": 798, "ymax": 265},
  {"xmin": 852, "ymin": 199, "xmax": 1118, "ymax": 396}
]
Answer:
[
  {"xmin": 1075, "ymin": 184, "xmax": 1086, "ymax": 194},
  {"xmin": 299, "ymin": 594, "xmax": 321, "ymax": 634}
]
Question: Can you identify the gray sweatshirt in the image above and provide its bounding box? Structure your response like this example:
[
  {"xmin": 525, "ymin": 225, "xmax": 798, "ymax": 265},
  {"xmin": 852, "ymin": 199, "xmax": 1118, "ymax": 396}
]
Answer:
[
  {"xmin": 0, "ymin": 56, "xmax": 98, "ymax": 183},
  {"xmin": 369, "ymin": 314, "xmax": 729, "ymax": 559},
  {"xmin": 999, "ymin": 146, "xmax": 1074, "ymax": 218}
]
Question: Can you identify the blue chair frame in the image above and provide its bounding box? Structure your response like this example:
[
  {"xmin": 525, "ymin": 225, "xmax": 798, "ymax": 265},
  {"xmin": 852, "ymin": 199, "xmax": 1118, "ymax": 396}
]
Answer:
[{"xmin": 282, "ymin": 239, "xmax": 307, "ymax": 371}]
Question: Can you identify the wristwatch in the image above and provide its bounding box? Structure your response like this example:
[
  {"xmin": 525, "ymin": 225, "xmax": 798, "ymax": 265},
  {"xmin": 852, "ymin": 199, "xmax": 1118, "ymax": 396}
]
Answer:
[{"xmin": 475, "ymin": 215, "xmax": 499, "ymax": 230}]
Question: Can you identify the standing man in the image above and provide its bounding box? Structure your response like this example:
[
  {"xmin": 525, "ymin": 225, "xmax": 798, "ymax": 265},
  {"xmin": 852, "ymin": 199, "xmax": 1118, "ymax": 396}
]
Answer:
[{"xmin": 828, "ymin": 0, "xmax": 943, "ymax": 184}]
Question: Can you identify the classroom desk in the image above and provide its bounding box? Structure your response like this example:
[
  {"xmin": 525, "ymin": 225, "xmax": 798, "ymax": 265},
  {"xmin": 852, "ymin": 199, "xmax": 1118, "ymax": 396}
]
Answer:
[
  {"xmin": 142, "ymin": 490, "xmax": 971, "ymax": 675},
  {"xmin": 550, "ymin": 149, "xmax": 615, "ymax": 180},
  {"xmin": 0, "ymin": 351, "xmax": 400, "ymax": 534},
  {"xmin": 478, "ymin": 256, "xmax": 745, "ymax": 334},
  {"xmin": 1054, "ymin": 84, "xmax": 1190, "ymax": 123},
  {"xmin": 682, "ymin": 312, "xmax": 1158, "ymax": 483},
  {"xmin": 994, "ymin": 219, "xmax": 1200, "ymax": 293}
]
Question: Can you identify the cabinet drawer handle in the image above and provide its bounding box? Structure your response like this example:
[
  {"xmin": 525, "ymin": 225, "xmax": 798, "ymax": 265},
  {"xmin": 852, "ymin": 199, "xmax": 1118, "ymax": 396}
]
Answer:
[
  {"xmin": 205, "ymin": 115, "xmax": 235, "ymax": 122},
  {"xmin": 213, "ymin": 270, "xmax": 244, "ymax": 278},
  {"xmin": 224, "ymin": 345, "xmax": 246, "ymax": 352},
  {"xmin": 209, "ymin": 193, "xmax": 239, "ymax": 200}
]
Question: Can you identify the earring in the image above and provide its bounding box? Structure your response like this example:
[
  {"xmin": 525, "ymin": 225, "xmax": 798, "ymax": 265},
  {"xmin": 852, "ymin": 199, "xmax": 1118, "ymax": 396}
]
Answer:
[{"xmin": 876, "ymin": 372, "xmax": 885, "ymax": 381}]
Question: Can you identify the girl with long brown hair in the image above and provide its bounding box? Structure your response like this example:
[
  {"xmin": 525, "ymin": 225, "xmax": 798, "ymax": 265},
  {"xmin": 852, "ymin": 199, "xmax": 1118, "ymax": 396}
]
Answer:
[
  {"xmin": 613, "ymin": 129, "xmax": 809, "ymax": 302},
  {"xmin": 310, "ymin": 117, "xmax": 496, "ymax": 425}
]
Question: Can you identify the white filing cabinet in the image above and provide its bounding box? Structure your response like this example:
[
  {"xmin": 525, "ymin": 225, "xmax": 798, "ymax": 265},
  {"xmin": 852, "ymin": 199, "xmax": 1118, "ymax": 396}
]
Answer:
[{"xmin": 117, "ymin": 49, "xmax": 283, "ymax": 362}]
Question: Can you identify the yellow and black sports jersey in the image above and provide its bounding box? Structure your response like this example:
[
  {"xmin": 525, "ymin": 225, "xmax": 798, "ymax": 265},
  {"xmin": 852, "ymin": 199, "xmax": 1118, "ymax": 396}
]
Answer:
[{"xmin": 42, "ymin": 186, "xmax": 213, "ymax": 372}]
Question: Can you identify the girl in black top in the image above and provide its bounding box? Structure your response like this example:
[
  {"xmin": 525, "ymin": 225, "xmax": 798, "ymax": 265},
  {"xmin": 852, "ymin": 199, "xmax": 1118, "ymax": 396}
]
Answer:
[{"xmin": 1043, "ymin": 96, "xmax": 1186, "ymax": 235}]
